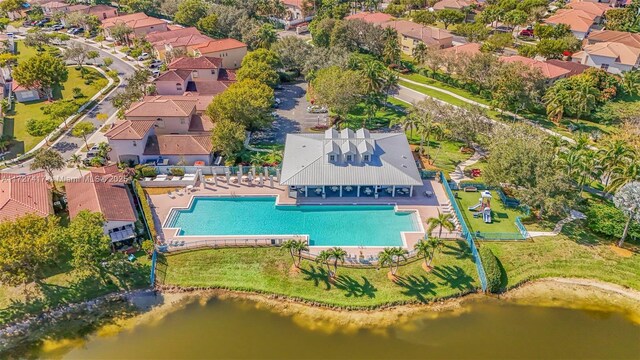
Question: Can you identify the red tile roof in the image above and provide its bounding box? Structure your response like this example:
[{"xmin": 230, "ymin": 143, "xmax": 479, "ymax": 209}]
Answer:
[
  {"xmin": 500, "ymin": 55, "xmax": 572, "ymax": 79},
  {"xmin": 545, "ymin": 9, "xmax": 595, "ymax": 33},
  {"xmin": 381, "ymin": 20, "xmax": 453, "ymax": 44},
  {"xmin": 345, "ymin": 12, "xmax": 394, "ymax": 25},
  {"xmin": 441, "ymin": 42, "xmax": 481, "ymax": 56},
  {"xmin": 0, "ymin": 171, "xmax": 53, "ymax": 222},
  {"xmin": 143, "ymin": 134, "xmax": 213, "ymax": 155},
  {"xmin": 146, "ymin": 27, "xmax": 201, "ymax": 43},
  {"xmin": 168, "ymin": 56, "xmax": 223, "ymax": 70},
  {"xmin": 65, "ymin": 166, "xmax": 137, "ymax": 222},
  {"xmin": 587, "ymin": 30, "xmax": 640, "ymax": 48},
  {"xmin": 143, "ymin": 94, "xmax": 214, "ymax": 112},
  {"xmin": 155, "ymin": 69, "xmax": 192, "ymax": 82},
  {"xmin": 101, "ymin": 12, "xmax": 165, "ymax": 30},
  {"xmin": 191, "ymin": 38, "xmax": 247, "ymax": 54},
  {"xmin": 125, "ymin": 98, "xmax": 197, "ymax": 118},
  {"xmin": 105, "ymin": 120, "xmax": 155, "ymax": 140}
]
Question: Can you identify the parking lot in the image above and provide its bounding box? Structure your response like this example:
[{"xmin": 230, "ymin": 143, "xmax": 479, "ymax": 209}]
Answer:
[{"xmin": 250, "ymin": 81, "xmax": 329, "ymax": 144}]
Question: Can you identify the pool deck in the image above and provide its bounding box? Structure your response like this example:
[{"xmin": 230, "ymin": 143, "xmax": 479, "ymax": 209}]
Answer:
[{"xmin": 148, "ymin": 178, "xmax": 455, "ymax": 256}]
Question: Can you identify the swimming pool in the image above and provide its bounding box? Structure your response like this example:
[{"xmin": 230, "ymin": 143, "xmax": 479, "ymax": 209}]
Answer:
[{"xmin": 165, "ymin": 197, "xmax": 421, "ymax": 247}]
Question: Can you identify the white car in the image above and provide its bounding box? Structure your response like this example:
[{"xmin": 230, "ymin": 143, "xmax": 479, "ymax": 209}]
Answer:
[
  {"xmin": 151, "ymin": 69, "xmax": 160, "ymax": 77},
  {"xmin": 307, "ymin": 105, "xmax": 328, "ymax": 113},
  {"xmin": 137, "ymin": 53, "xmax": 150, "ymax": 61}
]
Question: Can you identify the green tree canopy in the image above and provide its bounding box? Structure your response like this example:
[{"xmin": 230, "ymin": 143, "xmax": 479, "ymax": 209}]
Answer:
[
  {"xmin": 66, "ymin": 211, "xmax": 111, "ymax": 270},
  {"xmin": 436, "ymin": 9, "xmax": 465, "ymax": 29},
  {"xmin": 211, "ymin": 119, "xmax": 246, "ymax": 161},
  {"xmin": 12, "ymin": 54, "xmax": 68, "ymax": 100},
  {"xmin": 174, "ymin": 0, "xmax": 207, "ymax": 26},
  {"xmin": 310, "ymin": 66, "xmax": 364, "ymax": 119},
  {"xmin": 206, "ymin": 79, "xmax": 274, "ymax": 131}
]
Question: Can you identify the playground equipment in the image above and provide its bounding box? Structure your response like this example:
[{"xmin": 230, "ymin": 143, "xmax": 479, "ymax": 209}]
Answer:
[{"xmin": 469, "ymin": 190, "xmax": 492, "ymax": 223}]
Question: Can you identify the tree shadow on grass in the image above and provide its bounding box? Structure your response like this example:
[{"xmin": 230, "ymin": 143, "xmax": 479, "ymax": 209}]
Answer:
[
  {"xmin": 561, "ymin": 220, "xmax": 605, "ymax": 246},
  {"xmin": 431, "ymin": 265, "xmax": 475, "ymax": 291},
  {"xmin": 301, "ymin": 265, "xmax": 331, "ymax": 291},
  {"xmin": 333, "ymin": 275, "xmax": 377, "ymax": 299},
  {"xmin": 442, "ymin": 241, "xmax": 473, "ymax": 260},
  {"xmin": 394, "ymin": 275, "xmax": 436, "ymax": 303}
]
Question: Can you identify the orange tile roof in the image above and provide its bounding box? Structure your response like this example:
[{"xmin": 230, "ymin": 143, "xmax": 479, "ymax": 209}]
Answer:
[
  {"xmin": 125, "ymin": 98, "xmax": 197, "ymax": 118},
  {"xmin": 500, "ymin": 55, "xmax": 572, "ymax": 79},
  {"xmin": 545, "ymin": 59, "xmax": 590, "ymax": 77},
  {"xmin": 587, "ymin": 30, "xmax": 640, "ymax": 48},
  {"xmin": 0, "ymin": 171, "xmax": 52, "ymax": 222},
  {"xmin": 105, "ymin": 120, "xmax": 155, "ymax": 140},
  {"xmin": 191, "ymin": 38, "xmax": 247, "ymax": 54},
  {"xmin": 432, "ymin": 0, "xmax": 473, "ymax": 10},
  {"xmin": 440, "ymin": 42, "xmax": 481, "ymax": 56},
  {"xmin": 143, "ymin": 134, "xmax": 213, "ymax": 155},
  {"xmin": 101, "ymin": 12, "xmax": 165, "ymax": 30},
  {"xmin": 144, "ymin": 94, "xmax": 214, "ymax": 112},
  {"xmin": 155, "ymin": 69, "xmax": 192, "ymax": 82},
  {"xmin": 581, "ymin": 42, "xmax": 640, "ymax": 65},
  {"xmin": 567, "ymin": 1, "xmax": 611, "ymax": 18},
  {"xmin": 65, "ymin": 166, "xmax": 137, "ymax": 222},
  {"xmin": 168, "ymin": 56, "xmax": 222, "ymax": 69},
  {"xmin": 545, "ymin": 9, "xmax": 595, "ymax": 33},
  {"xmin": 345, "ymin": 12, "xmax": 394, "ymax": 25},
  {"xmin": 146, "ymin": 27, "xmax": 201, "ymax": 43},
  {"xmin": 381, "ymin": 20, "xmax": 452, "ymax": 44}
]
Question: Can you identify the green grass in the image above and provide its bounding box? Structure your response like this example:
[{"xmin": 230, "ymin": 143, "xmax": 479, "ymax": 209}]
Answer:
[
  {"xmin": 483, "ymin": 223, "xmax": 640, "ymax": 291},
  {"xmin": 400, "ymin": 73, "xmax": 491, "ymax": 106},
  {"xmin": 405, "ymin": 133, "xmax": 471, "ymax": 174},
  {"xmin": 157, "ymin": 243, "xmax": 480, "ymax": 308},
  {"xmin": 454, "ymin": 190, "xmax": 527, "ymax": 234},
  {"xmin": 344, "ymin": 102, "xmax": 406, "ymax": 130},
  {"xmin": 3, "ymin": 66, "xmax": 108, "ymax": 155},
  {"xmin": 0, "ymin": 252, "xmax": 151, "ymax": 325}
]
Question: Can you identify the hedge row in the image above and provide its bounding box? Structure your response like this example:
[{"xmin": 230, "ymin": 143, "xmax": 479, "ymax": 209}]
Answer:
[
  {"xmin": 134, "ymin": 181, "xmax": 157, "ymax": 241},
  {"xmin": 478, "ymin": 247, "xmax": 502, "ymax": 293}
]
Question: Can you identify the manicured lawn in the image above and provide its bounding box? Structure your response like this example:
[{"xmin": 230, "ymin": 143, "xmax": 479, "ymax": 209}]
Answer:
[
  {"xmin": 400, "ymin": 73, "xmax": 491, "ymax": 106},
  {"xmin": 344, "ymin": 102, "xmax": 406, "ymax": 130},
  {"xmin": 3, "ymin": 66, "xmax": 108, "ymax": 155},
  {"xmin": 158, "ymin": 243, "xmax": 480, "ymax": 308},
  {"xmin": 483, "ymin": 224, "xmax": 640, "ymax": 291},
  {"xmin": 405, "ymin": 133, "xmax": 471, "ymax": 174},
  {"xmin": 0, "ymin": 252, "xmax": 151, "ymax": 325},
  {"xmin": 454, "ymin": 190, "xmax": 527, "ymax": 234}
]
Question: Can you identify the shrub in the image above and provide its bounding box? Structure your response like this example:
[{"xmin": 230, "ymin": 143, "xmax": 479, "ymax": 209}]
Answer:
[
  {"xmin": 478, "ymin": 247, "xmax": 502, "ymax": 293},
  {"xmin": 169, "ymin": 167, "xmax": 185, "ymax": 176},
  {"xmin": 134, "ymin": 181, "xmax": 157, "ymax": 240},
  {"xmin": 140, "ymin": 166, "xmax": 157, "ymax": 178},
  {"xmin": 586, "ymin": 202, "xmax": 640, "ymax": 239},
  {"xmin": 141, "ymin": 239, "xmax": 154, "ymax": 257}
]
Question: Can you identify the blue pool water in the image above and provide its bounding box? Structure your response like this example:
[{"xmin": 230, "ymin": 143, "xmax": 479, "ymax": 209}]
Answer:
[{"xmin": 166, "ymin": 197, "xmax": 420, "ymax": 246}]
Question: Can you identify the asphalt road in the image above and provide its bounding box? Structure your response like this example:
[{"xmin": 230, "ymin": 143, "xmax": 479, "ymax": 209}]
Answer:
[{"xmin": 1, "ymin": 38, "xmax": 136, "ymax": 176}]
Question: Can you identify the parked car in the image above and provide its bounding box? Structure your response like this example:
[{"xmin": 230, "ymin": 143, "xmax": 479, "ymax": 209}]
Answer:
[
  {"xmin": 150, "ymin": 59, "xmax": 162, "ymax": 66},
  {"xmin": 273, "ymin": 97, "xmax": 281, "ymax": 108},
  {"xmin": 307, "ymin": 105, "xmax": 328, "ymax": 113},
  {"xmin": 151, "ymin": 69, "xmax": 160, "ymax": 77},
  {"xmin": 66, "ymin": 27, "xmax": 77, "ymax": 34},
  {"xmin": 137, "ymin": 53, "xmax": 150, "ymax": 61},
  {"xmin": 51, "ymin": 24, "xmax": 64, "ymax": 31},
  {"xmin": 519, "ymin": 29, "xmax": 534, "ymax": 37}
]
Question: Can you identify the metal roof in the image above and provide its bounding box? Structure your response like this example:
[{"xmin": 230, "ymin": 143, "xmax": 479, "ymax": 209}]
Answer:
[{"xmin": 280, "ymin": 131, "xmax": 423, "ymax": 186}]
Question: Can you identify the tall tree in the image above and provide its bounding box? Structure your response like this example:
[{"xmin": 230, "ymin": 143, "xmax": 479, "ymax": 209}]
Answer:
[
  {"xmin": 72, "ymin": 121, "xmax": 96, "ymax": 151},
  {"xmin": 31, "ymin": 149, "xmax": 65, "ymax": 187},
  {"xmin": 66, "ymin": 211, "xmax": 111, "ymax": 270},
  {"xmin": 311, "ymin": 66, "xmax": 363, "ymax": 120},
  {"xmin": 613, "ymin": 182, "xmax": 640, "ymax": 247},
  {"xmin": 426, "ymin": 211, "xmax": 455, "ymax": 238},
  {"xmin": 206, "ymin": 79, "xmax": 274, "ymax": 131},
  {"xmin": 12, "ymin": 54, "xmax": 68, "ymax": 100},
  {"xmin": 174, "ymin": 0, "xmax": 207, "ymax": 26},
  {"xmin": 210, "ymin": 119, "xmax": 246, "ymax": 161},
  {"xmin": 436, "ymin": 9, "xmax": 465, "ymax": 29}
]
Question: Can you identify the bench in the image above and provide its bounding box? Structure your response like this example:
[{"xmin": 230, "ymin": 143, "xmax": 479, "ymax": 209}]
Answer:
[{"xmin": 464, "ymin": 187, "xmax": 478, "ymax": 192}]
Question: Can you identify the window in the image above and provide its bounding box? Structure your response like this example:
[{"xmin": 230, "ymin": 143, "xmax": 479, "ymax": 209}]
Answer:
[
  {"xmin": 192, "ymin": 70, "xmax": 198, "ymax": 78},
  {"xmin": 346, "ymin": 155, "xmax": 352, "ymax": 162},
  {"xmin": 176, "ymin": 82, "xmax": 182, "ymax": 91},
  {"xmin": 156, "ymin": 117, "xmax": 165, "ymax": 128},
  {"xmin": 363, "ymin": 155, "xmax": 370, "ymax": 162},
  {"xmin": 180, "ymin": 118, "xmax": 186, "ymax": 124},
  {"xmin": 133, "ymin": 141, "xmax": 137, "ymax": 147},
  {"xmin": 211, "ymin": 69, "xmax": 216, "ymax": 75},
  {"xmin": 329, "ymin": 155, "xmax": 335, "ymax": 162},
  {"xmin": 600, "ymin": 64, "xmax": 609, "ymax": 71}
]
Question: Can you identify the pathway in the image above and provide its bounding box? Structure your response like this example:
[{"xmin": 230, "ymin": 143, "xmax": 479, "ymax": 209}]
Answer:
[
  {"xmin": 527, "ymin": 210, "xmax": 587, "ymax": 238},
  {"xmin": 449, "ymin": 144, "xmax": 486, "ymax": 184}
]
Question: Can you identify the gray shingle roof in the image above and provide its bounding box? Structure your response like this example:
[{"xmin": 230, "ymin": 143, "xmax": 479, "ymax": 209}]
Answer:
[{"xmin": 280, "ymin": 131, "xmax": 423, "ymax": 186}]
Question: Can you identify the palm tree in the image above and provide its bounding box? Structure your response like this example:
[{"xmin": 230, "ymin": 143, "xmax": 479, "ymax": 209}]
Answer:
[
  {"xmin": 412, "ymin": 42, "xmax": 428, "ymax": 65},
  {"xmin": 543, "ymin": 86, "xmax": 569, "ymax": 123},
  {"xmin": 622, "ymin": 70, "xmax": 640, "ymax": 96},
  {"xmin": 599, "ymin": 140, "xmax": 634, "ymax": 189},
  {"xmin": 608, "ymin": 159, "xmax": 640, "ymax": 193},
  {"xmin": 401, "ymin": 113, "xmax": 421, "ymax": 138},
  {"xmin": 315, "ymin": 250, "xmax": 333, "ymax": 278},
  {"xmin": 576, "ymin": 150, "xmax": 602, "ymax": 196},
  {"xmin": 97, "ymin": 142, "xmax": 111, "ymax": 161},
  {"xmin": 328, "ymin": 247, "xmax": 347, "ymax": 277},
  {"xmin": 360, "ymin": 59, "xmax": 386, "ymax": 95},
  {"xmin": 571, "ymin": 79, "xmax": 600, "ymax": 119},
  {"xmin": 613, "ymin": 182, "xmax": 640, "ymax": 247},
  {"xmin": 68, "ymin": 154, "xmax": 83, "ymax": 177},
  {"xmin": 426, "ymin": 211, "xmax": 455, "ymax": 238},
  {"xmin": 378, "ymin": 247, "xmax": 408, "ymax": 277},
  {"xmin": 425, "ymin": 238, "xmax": 444, "ymax": 267},
  {"xmin": 255, "ymin": 24, "xmax": 277, "ymax": 49},
  {"xmin": 414, "ymin": 238, "xmax": 431, "ymax": 270},
  {"xmin": 282, "ymin": 239, "xmax": 309, "ymax": 268},
  {"xmin": 250, "ymin": 152, "xmax": 270, "ymax": 166}
]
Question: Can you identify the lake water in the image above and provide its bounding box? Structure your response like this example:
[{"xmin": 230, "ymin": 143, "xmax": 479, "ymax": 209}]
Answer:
[
  {"xmin": 47, "ymin": 296, "xmax": 640, "ymax": 359},
  {"xmin": 167, "ymin": 197, "xmax": 419, "ymax": 246}
]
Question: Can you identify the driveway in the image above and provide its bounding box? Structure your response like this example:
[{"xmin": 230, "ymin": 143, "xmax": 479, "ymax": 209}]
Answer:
[{"xmin": 251, "ymin": 81, "xmax": 328, "ymax": 144}]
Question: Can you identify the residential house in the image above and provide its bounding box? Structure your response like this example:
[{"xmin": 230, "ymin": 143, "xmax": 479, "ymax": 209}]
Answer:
[
  {"xmin": 12, "ymin": 81, "xmax": 40, "ymax": 102},
  {"xmin": 500, "ymin": 55, "xmax": 576, "ymax": 82},
  {"xmin": 0, "ymin": 171, "xmax": 53, "ymax": 222},
  {"xmin": 61, "ymin": 4, "xmax": 118, "ymax": 27},
  {"xmin": 65, "ymin": 165, "xmax": 139, "ymax": 247},
  {"xmin": 154, "ymin": 56, "xmax": 236, "ymax": 96},
  {"xmin": 0, "ymin": 66, "xmax": 12, "ymax": 98},
  {"xmin": 544, "ymin": 9, "xmax": 598, "ymax": 40},
  {"xmin": 41, "ymin": 1, "xmax": 69, "ymax": 16},
  {"xmin": 572, "ymin": 42, "xmax": 640, "ymax": 73},
  {"xmin": 432, "ymin": 0, "xmax": 477, "ymax": 20},
  {"xmin": 566, "ymin": 1, "xmax": 610, "ymax": 24},
  {"xmin": 278, "ymin": 0, "xmax": 315, "ymax": 28},
  {"xmin": 440, "ymin": 42, "xmax": 481, "ymax": 57},
  {"xmin": 586, "ymin": 30, "xmax": 640, "ymax": 48},
  {"xmin": 190, "ymin": 38, "xmax": 248, "ymax": 69},
  {"xmin": 105, "ymin": 96, "xmax": 214, "ymax": 165},
  {"xmin": 381, "ymin": 20, "xmax": 453, "ymax": 55},
  {"xmin": 344, "ymin": 12, "xmax": 394, "ymax": 26},
  {"xmin": 280, "ymin": 129, "xmax": 423, "ymax": 198},
  {"xmin": 101, "ymin": 12, "xmax": 168, "ymax": 39},
  {"xmin": 545, "ymin": 59, "xmax": 591, "ymax": 77},
  {"xmin": 146, "ymin": 27, "xmax": 214, "ymax": 60}
]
